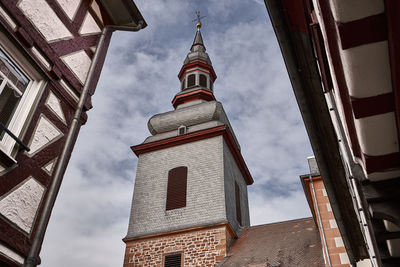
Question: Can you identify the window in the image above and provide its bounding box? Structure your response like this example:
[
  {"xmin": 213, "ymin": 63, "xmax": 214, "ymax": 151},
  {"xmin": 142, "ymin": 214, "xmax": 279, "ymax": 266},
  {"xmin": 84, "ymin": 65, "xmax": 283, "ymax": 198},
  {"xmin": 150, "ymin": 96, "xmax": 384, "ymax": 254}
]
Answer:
[
  {"xmin": 199, "ymin": 74, "xmax": 207, "ymax": 88},
  {"xmin": 0, "ymin": 32, "xmax": 45, "ymax": 161},
  {"xmin": 164, "ymin": 253, "xmax": 182, "ymax": 267},
  {"xmin": 187, "ymin": 74, "xmax": 195, "ymax": 87},
  {"xmin": 166, "ymin": 166, "xmax": 187, "ymax": 210},
  {"xmin": 235, "ymin": 181, "xmax": 242, "ymax": 225},
  {"xmin": 178, "ymin": 125, "xmax": 187, "ymax": 135}
]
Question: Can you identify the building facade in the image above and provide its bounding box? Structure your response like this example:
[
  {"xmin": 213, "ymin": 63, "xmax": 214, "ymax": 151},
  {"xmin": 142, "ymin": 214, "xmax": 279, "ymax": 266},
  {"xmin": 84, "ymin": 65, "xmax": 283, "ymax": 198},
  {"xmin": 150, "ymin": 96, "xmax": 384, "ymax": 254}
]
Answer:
[
  {"xmin": 0, "ymin": 1, "xmax": 145, "ymax": 266},
  {"xmin": 265, "ymin": 0, "xmax": 400, "ymax": 266}
]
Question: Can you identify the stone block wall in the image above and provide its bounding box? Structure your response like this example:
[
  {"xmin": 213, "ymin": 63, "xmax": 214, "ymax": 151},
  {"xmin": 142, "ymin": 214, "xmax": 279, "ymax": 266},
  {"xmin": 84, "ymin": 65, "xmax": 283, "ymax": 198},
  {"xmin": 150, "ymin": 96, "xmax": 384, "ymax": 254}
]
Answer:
[{"xmin": 123, "ymin": 224, "xmax": 234, "ymax": 267}]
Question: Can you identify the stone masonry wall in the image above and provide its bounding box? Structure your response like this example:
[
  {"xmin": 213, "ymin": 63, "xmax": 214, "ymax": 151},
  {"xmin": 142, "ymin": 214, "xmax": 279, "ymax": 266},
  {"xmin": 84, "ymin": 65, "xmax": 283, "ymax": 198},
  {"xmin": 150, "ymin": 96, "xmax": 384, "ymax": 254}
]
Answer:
[{"xmin": 123, "ymin": 224, "xmax": 234, "ymax": 267}]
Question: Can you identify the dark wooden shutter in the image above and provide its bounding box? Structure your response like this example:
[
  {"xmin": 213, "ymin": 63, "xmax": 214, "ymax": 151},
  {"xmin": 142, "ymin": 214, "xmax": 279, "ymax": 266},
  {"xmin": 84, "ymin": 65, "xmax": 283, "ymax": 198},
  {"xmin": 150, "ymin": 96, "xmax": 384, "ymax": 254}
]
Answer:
[
  {"xmin": 235, "ymin": 182, "xmax": 242, "ymax": 225},
  {"xmin": 199, "ymin": 74, "xmax": 207, "ymax": 87},
  {"xmin": 164, "ymin": 254, "xmax": 181, "ymax": 267},
  {"xmin": 187, "ymin": 74, "xmax": 195, "ymax": 87},
  {"xmin": 166, "ymin": 166, "xmax": 187, "ymax": 210}
]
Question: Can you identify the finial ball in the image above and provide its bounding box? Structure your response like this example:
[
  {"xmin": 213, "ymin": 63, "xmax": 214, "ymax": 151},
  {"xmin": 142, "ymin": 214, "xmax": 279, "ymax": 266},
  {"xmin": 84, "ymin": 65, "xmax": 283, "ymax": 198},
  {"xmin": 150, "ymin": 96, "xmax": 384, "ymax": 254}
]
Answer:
[{"xmin": 196, "ymin": 22, "xmax": 202, "ymax": 29}]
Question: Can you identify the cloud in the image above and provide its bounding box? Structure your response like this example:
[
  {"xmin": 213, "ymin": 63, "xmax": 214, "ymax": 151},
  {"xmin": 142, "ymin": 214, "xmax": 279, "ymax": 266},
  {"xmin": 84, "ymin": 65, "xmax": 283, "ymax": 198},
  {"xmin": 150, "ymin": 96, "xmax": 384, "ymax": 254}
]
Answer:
[{"xmin": 40, "ymin": 1, "xmax": 314, "ymax": 266}]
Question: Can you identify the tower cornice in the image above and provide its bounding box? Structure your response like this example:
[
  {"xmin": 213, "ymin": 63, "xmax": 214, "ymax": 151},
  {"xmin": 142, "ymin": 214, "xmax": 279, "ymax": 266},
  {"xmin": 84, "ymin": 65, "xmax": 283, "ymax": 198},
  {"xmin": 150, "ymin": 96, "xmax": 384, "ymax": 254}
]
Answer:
[
  {"xmin": 178, "ymin": 60, "xmax": 217, "ymax": 82},
  {"xmin": 171, "ymin": 89, "xmax": 215, "ymax": 108},
  {"xmin": 131, "ymin": 125, "xmax": 254, "ymax": 185}
]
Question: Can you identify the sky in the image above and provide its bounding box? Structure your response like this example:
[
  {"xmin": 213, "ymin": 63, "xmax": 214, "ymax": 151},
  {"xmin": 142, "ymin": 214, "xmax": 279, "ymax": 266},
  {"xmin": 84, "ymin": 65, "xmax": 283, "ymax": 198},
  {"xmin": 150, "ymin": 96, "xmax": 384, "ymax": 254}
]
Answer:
[{"xmin": 41, "ymin": 1, "xmax": 314, "ymax": 266}]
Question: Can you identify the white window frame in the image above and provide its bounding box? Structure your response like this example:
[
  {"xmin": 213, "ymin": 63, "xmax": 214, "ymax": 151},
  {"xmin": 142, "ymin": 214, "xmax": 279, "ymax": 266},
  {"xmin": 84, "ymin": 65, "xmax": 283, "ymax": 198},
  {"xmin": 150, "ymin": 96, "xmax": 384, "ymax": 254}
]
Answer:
[{"xmin": 0, "ymin": 31, "xmax": 45, "ymax": 160}]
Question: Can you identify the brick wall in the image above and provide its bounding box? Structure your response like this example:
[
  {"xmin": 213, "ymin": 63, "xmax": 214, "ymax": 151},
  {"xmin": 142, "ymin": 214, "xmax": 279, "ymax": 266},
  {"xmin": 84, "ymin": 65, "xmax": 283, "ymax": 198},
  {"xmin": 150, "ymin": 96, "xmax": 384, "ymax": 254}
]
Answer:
[
  {"xmin": 309, "ymin": 177, "xmax": 351, "ymax": 267},
  {"xmin": 123, "ymin": 224, "xmax": 234, "ymax": 267}
]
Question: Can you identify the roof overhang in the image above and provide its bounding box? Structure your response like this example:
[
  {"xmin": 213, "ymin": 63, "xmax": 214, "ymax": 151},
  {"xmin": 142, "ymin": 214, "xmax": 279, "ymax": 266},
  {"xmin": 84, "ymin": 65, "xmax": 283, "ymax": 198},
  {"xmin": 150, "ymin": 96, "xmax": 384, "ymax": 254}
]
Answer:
[
  {"xmin": 98, "ymin": 0, "xmax": 147, "ymax": 28},
  {"xmin": 264, "ymin": 0, "xmax": 368, "ymax": 262}
]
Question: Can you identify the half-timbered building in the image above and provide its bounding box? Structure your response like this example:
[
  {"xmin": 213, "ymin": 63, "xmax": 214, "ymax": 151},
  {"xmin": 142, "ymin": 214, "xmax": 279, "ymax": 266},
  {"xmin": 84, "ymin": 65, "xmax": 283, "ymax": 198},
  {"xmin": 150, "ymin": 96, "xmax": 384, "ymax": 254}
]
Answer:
[{"xmin": 0, "ymin": 1, "xmax": 146, "ymax": 266}]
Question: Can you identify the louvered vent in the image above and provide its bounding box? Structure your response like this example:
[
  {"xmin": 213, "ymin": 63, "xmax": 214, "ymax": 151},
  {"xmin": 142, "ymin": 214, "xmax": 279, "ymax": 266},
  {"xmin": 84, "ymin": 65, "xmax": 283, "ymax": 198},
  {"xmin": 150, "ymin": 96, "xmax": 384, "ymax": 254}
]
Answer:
[
  {"xmin": 164, "ymin": 254, "xmax": 181, "ymax": 267},
  {"xmin": 235, "ymin": 181, "xmax": 242, "ymax": 225},
  {"xmin": 199, "ymin": 74, "xmax": 207, "ymax": 87},
  {"xmin": 187, "ymin": 74, "xmax": 195, "ymax": 87},
  {"xmin": 166, "ymin": 166, "xmax": 187, "ymax": 210}
]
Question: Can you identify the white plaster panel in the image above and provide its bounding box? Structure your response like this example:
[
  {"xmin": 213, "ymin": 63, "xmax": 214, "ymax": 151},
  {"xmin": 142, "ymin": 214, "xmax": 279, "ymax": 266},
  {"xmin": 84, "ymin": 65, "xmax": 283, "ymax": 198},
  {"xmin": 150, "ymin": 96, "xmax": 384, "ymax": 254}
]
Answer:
[
  {"xmin": 354, "ymin": 112, "xmax": 399, "ymax": 156},
  {"xmin": 28, "ymin": 115, "xmax": 63, "ymax": 155},
  {"xmin": 329, "ymin": 0, "xmax": 384, "ymax": 23},
  {"xmin": 339, "ymin": 253, "xmax": 350, "ymax": 264},
  {"xmin": 61, "ymin": 50, "xmax": 91, "ymax": 84},
  {"xmin": 42, "ymin": 158, "xmax": 57, "ymax": 176},
  {"xmin": 384, "ymin": 220, "xmax": 400, "ymax": 232},
  {"xmin": 55, "ymin": 0, "xmax": 81, "ymax": 20},
  {"xmin": 334, "ymin": 237, "xmax": 344, "ymax": 247},
  {"xmin": 356, "ymin": 259, "xmax": 373, "ymax": 267},
  {"xmin": 0, "ymin": 243, "xmax": 24, "ymax": 264},
  {"xmin": 91, "ymin": 0, "xmax": 103, "ymax": 24},
  {"xmin": 340, "ymin": 41, "xmax": 392, "ymax": 98},
  {"xmin": 18, "ymin": 0, "xmax": 73, "ymax": 42},
  {"xmin": 329, "ymin": 219, "xmax": 338, "ymax": 229},
  {"xmin": 386, "ymin": 238, "xmax": 400, "ymax": 257},
  {"xmin": 0, "ymin": 177, "xmax": 44, "ymax": 233},
  {"xmin": 79, "ymin": 13, "xmax": 101, "ymax": 35},
  {"xmin": 46, "ymin": 91, "xmax": 66, "ymax": 124},
  {"xmin": 0, "ymin": 6, "xmax": 17, "ymax": 30}
]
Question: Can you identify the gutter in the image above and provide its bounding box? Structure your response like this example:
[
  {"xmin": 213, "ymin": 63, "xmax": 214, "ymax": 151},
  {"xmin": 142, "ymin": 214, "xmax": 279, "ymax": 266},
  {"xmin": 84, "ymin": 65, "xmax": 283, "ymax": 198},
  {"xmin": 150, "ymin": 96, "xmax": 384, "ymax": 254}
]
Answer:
[{"xmin": 24, "ymin": 21, "xmax": 145, "ymax": 267}]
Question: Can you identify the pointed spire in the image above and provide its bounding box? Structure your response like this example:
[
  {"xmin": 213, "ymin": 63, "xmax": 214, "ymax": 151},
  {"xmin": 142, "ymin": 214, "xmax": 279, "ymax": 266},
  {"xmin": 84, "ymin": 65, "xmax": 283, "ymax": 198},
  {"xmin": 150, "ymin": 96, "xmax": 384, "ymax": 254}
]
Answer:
[
  {"xmin": 173, "ymin": 12, "xmax": 217, "ymax": 108},
  {"xmin": 192, "ymin": 30, "xmax": 204, "ymax": 48}
]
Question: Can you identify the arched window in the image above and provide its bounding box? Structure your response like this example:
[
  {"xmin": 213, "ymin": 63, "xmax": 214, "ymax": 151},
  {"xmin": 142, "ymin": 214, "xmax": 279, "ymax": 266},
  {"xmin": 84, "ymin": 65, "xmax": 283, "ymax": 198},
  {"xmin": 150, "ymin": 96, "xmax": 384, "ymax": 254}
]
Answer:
[
  {"xmin": 210, "ymin": 81, "xmax": 213, "ymax": 91},
  {"xmin": 187, "ymin": 74, "xmax": 195, "ymax": 87},
  {"xmin": 166, "ymin": 166, "xmax": 187, "ymax": 210},
  {"xmin": 181, "ymin": 79, "xmax": 185, "ymax": 90},
  {"xmin": 199, "ymin": 74, "xmax": 207, "ymax": 87}
]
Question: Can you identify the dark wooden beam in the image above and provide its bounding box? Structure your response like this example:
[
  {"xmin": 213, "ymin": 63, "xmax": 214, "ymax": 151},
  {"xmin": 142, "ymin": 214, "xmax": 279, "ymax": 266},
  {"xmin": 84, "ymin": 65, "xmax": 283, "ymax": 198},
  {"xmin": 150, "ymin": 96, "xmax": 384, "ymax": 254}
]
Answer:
[
  {"xmin": 364, "ymin": 152, "xmax": 400, "ymax": 174},
  {"xmin": 369, "ymin": 202, "xmax": 400, "ymax": 227},
  {"xmin": 338, "ymin": 13, "xmax": 387, "ymax": 50},
  {"xmin": 376, "ymin": 231, "xmax": 400, "ymax": 242},
  {"xmin": 351, "ymin": 93, "xmax": 395, "ymax": 119},
  {"xmin": 362, "ymin": 178, "xmax": 400, "ymax": 202}
]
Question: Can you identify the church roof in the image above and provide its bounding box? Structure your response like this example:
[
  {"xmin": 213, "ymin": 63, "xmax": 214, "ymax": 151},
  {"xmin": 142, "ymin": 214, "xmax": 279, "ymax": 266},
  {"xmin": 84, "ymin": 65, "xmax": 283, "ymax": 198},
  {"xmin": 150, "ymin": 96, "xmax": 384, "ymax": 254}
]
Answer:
[{"xmin": 221, "ymin": 217, "xmax": 324, "ymax": 267}]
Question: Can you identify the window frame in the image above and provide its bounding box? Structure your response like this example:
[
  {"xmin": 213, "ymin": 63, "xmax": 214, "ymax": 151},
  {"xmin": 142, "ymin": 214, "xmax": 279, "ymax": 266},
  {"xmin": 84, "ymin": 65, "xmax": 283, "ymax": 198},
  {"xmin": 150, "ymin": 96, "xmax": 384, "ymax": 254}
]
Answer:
[
  {"xmin": 0, "ymin": 31, "xmax": 45, "ymax": 161},
  {"xmin": 166, "ymin": 166, "xmax": 188, "ymax": 211},
  {"xmin": 235, "ymin": 181, "xmax": 242, "ymax": 225}
]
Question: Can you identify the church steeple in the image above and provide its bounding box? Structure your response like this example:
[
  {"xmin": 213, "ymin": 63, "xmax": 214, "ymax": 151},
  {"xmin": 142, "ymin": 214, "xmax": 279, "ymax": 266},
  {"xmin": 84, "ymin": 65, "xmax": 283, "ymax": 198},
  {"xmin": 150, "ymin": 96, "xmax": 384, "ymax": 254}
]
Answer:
[
  {"xmin": 173, "ymin": 18, "xmax": 217, "ymax": 108},
  {"xmin": 123, "ymin": 16, "xmax": 253, "ymax": 266}
]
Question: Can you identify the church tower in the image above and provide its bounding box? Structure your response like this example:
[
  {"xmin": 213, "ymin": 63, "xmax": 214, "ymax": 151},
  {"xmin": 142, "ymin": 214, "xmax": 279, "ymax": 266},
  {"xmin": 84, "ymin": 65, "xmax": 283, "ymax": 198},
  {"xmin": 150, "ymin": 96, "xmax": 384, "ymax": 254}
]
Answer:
[{"xmin": 123, "ymin": 19, "xmax": 253, "ymax": 267}]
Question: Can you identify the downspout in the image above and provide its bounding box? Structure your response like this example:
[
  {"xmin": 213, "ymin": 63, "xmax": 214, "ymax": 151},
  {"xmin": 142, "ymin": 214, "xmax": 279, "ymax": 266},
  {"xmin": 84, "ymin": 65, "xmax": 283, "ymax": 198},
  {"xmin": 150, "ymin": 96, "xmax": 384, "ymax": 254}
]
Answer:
[
  {"xmin": 24, "ymin": 21, "xmax": 145, "ymax": 267},
  {"xmin": 309, "ymin": 174, "xmax": 332, "ymax": 267}
]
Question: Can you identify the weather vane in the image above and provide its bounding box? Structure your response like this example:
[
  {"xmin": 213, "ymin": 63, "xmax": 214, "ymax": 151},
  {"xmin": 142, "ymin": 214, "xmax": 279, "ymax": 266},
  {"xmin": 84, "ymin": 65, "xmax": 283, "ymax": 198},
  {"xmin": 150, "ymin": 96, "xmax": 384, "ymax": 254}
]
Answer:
[{"xmin": 192, "ymin": 11, "xmax": 206, "ymax": 30}]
